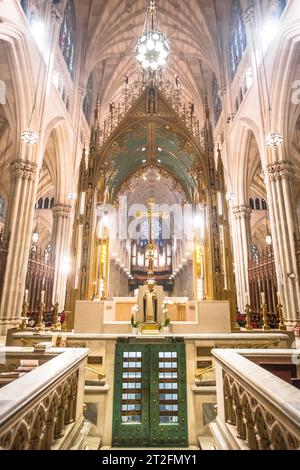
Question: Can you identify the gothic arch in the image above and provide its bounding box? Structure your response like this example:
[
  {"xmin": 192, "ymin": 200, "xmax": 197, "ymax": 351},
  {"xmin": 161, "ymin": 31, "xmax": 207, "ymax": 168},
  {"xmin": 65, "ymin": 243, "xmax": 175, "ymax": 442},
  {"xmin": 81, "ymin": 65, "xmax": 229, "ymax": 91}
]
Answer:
[
  {"xmin": 0, "ymin": 22, "xmax": 39, "ymax": 152},
  {"xmin": 231, "ymin": 122, "xmax": 262, "ymax": 204},
  {"xmin": 269, "ymin": 22, "xmax": 300, "ymax": 144},
  {"xmin": 94, "ymin": 88, "xmax": 208, "ymax": 193}
]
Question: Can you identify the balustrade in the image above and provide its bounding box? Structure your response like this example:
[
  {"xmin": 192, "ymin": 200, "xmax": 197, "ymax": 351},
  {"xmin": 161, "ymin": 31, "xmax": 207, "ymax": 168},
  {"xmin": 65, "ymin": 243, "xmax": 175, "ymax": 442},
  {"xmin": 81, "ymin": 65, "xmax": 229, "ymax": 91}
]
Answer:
[
  {"xmin": 0, "ymin": 348, "xmax": 88, "ymax": 450},
  {"xmin": 212, "ymin": 349, "xmax": 300, "ymax": 450}
]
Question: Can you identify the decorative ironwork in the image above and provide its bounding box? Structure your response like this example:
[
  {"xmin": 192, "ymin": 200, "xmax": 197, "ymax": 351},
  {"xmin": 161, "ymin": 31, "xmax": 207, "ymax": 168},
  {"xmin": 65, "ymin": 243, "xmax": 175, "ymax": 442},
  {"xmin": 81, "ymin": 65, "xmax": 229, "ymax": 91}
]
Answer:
[{"xmin": 94, "ymin": 70, "xmax": 205, "ymax": 152}]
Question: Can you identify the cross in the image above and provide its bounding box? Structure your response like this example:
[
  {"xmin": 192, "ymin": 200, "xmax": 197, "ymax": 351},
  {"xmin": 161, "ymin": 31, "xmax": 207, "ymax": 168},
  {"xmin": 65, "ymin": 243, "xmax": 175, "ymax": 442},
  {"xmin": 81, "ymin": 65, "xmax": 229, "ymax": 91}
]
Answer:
[{"xmin": 135, "ymin": 199, "xmax": 168, "ymax": 276}]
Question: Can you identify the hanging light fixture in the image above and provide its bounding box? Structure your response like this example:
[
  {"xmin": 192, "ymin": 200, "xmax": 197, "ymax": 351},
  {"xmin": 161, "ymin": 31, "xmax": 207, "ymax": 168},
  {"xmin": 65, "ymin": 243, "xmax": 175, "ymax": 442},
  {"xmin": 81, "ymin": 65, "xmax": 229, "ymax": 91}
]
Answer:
[
  {"xmin": 135, "ymin": 0, "xmax": 170, "ymax": 71},
  {"xmin": 260, "ymin": 39, "xmax": 283, "ymax": 148},
  {"xmin": 21, "ymin": 58, "xmax": 43, "ymax": 145},
  {"xmin": 21, "ymin": 128, "xmax": 39, "ymax": 145},
  {"xmin": 265, "ymin": 233, "xmax": 272, "ymax": 246},
  {"xmin": 265, "ymin": 132, "xmax": 283, "ymax": 147},
  {"xmin": 67, "ymin": 192, "xmax": 78, "ymax": 201},
  {"xmin": 32, "ymin": 227, "xmax": 39, "ymax": 244}
]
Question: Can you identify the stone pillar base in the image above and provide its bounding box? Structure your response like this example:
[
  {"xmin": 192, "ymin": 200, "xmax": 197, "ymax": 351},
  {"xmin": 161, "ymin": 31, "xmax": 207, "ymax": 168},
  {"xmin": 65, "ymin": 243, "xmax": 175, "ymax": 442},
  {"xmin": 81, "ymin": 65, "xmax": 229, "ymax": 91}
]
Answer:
[{"xmin": 0, "ymin": 318, "xmax": 20, "ymax": 335}]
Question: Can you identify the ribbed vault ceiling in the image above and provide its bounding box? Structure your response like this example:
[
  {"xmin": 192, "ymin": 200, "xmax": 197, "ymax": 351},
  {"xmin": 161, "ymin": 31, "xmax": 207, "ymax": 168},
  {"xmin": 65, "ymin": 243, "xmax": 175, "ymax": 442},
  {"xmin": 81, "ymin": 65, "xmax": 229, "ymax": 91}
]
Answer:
[{"xmin": 76, "ymin": 0, "xmax": 225, "ymax": 116}]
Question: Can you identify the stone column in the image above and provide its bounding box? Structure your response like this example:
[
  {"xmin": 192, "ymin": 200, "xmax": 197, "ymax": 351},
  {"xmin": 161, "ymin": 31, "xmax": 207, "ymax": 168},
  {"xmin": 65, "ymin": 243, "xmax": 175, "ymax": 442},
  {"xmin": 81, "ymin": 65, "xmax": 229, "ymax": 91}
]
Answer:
[
  {"xmin": 52, "ymin": 205, "xmax": 72, "ymax": 309},
  {"xmin": 231, "ymin": 206, "xmax": 252, "ymax": 314},
  {"xmin": 0, "ymin": 160, "xmax": 38, "ymax": 333},
  {"xmin": 266, "ymin": 161, "xmax": 300, "ymax": 326}
]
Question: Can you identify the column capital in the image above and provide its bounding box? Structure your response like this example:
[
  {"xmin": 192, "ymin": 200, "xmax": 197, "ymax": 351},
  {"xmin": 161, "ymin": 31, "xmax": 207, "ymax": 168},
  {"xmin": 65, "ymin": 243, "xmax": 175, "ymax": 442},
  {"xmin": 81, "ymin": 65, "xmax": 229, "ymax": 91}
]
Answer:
[
  {"xmin": 232, "ymin": 205, "xmax": 252, "ymax": 219},
  {"xmin": 266, "ymin": 160, "xmax": 295, "ymax": 182},
  {"xmin": 243, "ymin": 5, "xmax": 256, "ymax": 25},
  {"xmin": 11, "ymin": 160, "xmax": 38, "ymax": 181},
  {"xmin": 52, "ymin": 204, "xmax": 72, "ymax": 218}
]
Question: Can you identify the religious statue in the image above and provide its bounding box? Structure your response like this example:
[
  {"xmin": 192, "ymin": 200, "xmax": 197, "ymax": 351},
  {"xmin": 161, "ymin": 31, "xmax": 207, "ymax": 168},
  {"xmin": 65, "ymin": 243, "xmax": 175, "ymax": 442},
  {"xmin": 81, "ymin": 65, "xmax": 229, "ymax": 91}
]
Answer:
[
  {"xmin": 143, "ymin": 280, "xmax": 158, "ymax": 323},
  {"xmin": 148, "ymin": 86, "xmax": 156, "ymax": 114}
]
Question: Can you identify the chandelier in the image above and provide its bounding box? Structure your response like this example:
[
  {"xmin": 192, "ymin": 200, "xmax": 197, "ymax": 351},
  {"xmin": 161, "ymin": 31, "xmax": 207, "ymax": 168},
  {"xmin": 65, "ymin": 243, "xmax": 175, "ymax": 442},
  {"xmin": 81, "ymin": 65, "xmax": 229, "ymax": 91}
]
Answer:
[
  {"xmin": 21, "ymin": 128, "xmax": 39, "ymax": 145},
  {"xmin": 265, "ymin": 132, "xmax": 283, "ymax": 147},
  {"xmin": 135, "ymin": 0, "xmax": 170, "ymax": 71}
]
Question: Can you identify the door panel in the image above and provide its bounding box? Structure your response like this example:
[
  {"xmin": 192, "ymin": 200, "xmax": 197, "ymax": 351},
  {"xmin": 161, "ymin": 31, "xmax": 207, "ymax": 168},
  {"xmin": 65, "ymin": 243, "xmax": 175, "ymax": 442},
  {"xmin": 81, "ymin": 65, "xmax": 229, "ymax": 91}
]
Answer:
[
  {"xmin": 112, "ymin": 343, "xmax": 150, "ymax": 447},
  {"xmin": 149, "ymin": 343, "xmax": 188, "ymax": 447},
  {"xmin": 112, "ymin": 341, "xmax": 188, "ymax": 448}
]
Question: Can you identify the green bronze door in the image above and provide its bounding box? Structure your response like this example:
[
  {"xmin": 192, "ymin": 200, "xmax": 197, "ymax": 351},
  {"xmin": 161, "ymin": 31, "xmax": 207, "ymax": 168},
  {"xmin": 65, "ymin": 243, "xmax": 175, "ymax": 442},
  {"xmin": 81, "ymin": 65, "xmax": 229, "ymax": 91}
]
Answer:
[{"xmin": 112, "ymin": 341, "xmax": 188, "ymax": 447}]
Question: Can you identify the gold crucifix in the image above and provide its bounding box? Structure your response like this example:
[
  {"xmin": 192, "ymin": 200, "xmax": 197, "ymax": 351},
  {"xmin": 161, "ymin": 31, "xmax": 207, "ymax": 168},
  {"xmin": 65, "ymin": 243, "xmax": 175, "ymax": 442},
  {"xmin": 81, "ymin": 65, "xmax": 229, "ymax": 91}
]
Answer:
[{"xmin": 135, "ymin": 199, "xmax": 168, "ymax": 276}]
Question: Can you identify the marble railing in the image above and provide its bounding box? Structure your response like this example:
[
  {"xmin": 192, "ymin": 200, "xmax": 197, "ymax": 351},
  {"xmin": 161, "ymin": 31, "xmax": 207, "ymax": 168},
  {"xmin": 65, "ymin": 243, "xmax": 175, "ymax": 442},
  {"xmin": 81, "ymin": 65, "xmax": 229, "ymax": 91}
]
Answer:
[
  {"xmin": 0, "ymin": 347, "xmax": 88, "ymax": 450},
  {"xmin": 211, "ymin": 349, "xmax": 300, "ymax": 450}
]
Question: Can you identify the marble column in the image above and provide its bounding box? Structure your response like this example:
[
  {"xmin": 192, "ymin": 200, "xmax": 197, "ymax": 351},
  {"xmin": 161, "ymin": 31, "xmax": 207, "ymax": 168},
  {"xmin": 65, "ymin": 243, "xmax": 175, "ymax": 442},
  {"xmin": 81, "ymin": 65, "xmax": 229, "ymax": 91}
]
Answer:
[
  {"xmin": 266, "ymin": 161, "xmax": 300, "ymax": 326},
  {"xmin": 0, "ymin": 160, "xmax": 38, "ymax": 333},
  {"xmin": 52, "ymin": 204, "xmax": 72, "ymax": 310},
  {"xmin": 231, "ymin": 206, "xmax": 252, "ymax": 314}
]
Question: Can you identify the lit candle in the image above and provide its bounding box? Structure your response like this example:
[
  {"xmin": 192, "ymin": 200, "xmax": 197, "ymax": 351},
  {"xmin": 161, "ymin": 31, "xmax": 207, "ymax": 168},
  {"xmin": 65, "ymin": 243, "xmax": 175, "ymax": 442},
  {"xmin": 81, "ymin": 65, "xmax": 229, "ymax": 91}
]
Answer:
[
  {"xmin": 41, "ymin": 290, "xmax": 45, "ymax": 304},
  {"xmin": 24, "ymin": 289, "xmax": 29, "ymax": 303},
  {"xmin": 261, "ymin": 292, "xmax": 266, "ymax": 305},
  {"xmin": 245, "ymin": 292, "xmax": 249, "ymax": 306}
]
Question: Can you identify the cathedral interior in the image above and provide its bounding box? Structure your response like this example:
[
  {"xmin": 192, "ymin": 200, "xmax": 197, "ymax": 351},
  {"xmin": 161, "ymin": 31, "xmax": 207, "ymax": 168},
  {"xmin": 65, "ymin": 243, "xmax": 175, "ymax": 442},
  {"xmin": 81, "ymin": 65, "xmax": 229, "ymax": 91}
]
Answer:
[{"xmin": 0, "ymin": 0, "xmax": 300, "ymax": 452}]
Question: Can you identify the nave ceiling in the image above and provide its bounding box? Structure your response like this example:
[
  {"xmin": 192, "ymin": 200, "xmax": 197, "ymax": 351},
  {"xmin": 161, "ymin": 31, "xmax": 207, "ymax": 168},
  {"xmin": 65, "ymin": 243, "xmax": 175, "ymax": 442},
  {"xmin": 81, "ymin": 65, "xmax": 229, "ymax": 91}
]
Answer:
[{"xmin": 76, "ymin": 0, "xmax": 226, "ymax": 121}]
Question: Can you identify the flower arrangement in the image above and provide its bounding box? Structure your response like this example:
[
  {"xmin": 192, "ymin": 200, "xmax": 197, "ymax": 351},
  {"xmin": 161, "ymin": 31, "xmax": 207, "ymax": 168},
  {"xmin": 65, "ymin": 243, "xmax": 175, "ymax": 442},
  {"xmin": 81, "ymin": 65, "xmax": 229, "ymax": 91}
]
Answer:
[
  {"xmin": 131, "ymin": 315, "xmax": 141, "ymax": 329},
  {"xmin": 158, "ymin": 318, "xmax": 171, "ymax": 331}
]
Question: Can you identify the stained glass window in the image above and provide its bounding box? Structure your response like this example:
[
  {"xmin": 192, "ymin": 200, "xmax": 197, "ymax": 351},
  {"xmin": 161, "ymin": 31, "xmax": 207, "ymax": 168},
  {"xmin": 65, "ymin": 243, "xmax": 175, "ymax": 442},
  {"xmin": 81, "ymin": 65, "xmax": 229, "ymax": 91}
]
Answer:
[
  {"xmin": 212, "ymin": 74, "xmax": 222, "ymax": 126},
  {"xmin": 267, "ymin": 0, "xmax": 287, "ymax": 18},
  {"xmin": 0, "ymin": 195, "xmax": 5, "ymax": 219},
  {"xmin": 141, "ymin": 218, "xmax": 162, "ymax": 241},
  {"xmin": 83, "ymin": 74, "xmax": 93, "ymax": 124},
  {"xmin": 20, "ymin": 0, "xmax": 27, "ymax": 14},
  {"xmin": 278, "ymin": 0, "xmax": 287, "ymax": 15},
  {"xmin": 229, "ymin": 0, "xmax": 247, "ymax": 81},
  {"xmin": 59, "ymin": 0, "xmax": 76, "ymax": 79}
]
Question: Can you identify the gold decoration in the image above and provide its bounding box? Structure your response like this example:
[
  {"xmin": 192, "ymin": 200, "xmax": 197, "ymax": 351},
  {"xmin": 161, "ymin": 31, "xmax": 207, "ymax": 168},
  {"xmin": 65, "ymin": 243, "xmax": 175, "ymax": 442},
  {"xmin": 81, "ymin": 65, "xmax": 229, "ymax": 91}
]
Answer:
[
  {"xmin": 262, "ymin": 302, "xmax": 270, "ymax": 331},
  {"xmin": 245, "ymin": 303, "xmax": 253, "ymax": 331}
]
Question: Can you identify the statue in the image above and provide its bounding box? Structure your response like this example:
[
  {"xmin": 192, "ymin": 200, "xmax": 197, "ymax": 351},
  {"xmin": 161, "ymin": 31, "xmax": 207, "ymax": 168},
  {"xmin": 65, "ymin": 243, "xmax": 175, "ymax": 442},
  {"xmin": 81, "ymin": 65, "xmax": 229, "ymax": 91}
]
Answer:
[
  {"xmin": 148, "ymin": 86, "xmax": 156, "ymax": 114},
  {"xmin": 143, "ymin": 280, "xmax": 158, "ymax": 323}
]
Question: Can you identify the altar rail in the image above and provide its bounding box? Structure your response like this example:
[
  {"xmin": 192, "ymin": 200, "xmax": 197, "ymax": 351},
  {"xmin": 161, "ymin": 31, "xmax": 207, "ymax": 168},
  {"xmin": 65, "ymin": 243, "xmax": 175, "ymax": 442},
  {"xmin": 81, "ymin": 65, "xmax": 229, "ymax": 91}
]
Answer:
[
  {"xmin": 211, "ymin": 349, "xmax": 300, "ymax": 450},
  {"xmin": 0, "ymin": 347, "xmax": 88, "ymax": 450}
]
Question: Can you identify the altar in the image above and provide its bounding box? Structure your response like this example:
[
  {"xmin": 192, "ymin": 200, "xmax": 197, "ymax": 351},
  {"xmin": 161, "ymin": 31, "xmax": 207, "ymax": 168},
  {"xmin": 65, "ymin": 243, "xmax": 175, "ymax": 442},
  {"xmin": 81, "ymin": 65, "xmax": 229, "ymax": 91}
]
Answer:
[{"xmin": 74, "ymin": 296, "xmax": 231, "ymax": 335}]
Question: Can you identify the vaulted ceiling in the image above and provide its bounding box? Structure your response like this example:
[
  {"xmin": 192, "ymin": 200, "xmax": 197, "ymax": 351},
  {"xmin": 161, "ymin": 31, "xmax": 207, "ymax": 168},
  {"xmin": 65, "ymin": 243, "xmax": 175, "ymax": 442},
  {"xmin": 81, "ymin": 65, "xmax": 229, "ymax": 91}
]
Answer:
[{"xmin": 75, "ymin": 0, "xmax": 228, "ymax": 118}]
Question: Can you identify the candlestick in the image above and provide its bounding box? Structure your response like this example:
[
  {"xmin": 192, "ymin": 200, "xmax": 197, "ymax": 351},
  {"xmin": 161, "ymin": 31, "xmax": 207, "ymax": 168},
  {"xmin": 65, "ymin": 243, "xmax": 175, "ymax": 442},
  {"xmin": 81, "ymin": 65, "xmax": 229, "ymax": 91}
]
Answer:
[
  {"xmin": 245, "ymin": 302, "xmax": 253, "ymax": 331},
  {"xmin": 277, "ymin": 294, "xmax": 286, "ymax": 331},
  {"xmin": 262, "ymin": 302, "xmax": 270, "ymax": 331},
  {"xmin": 277, "ymin": 291, "xmax": 281, "ymax": 304}
]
